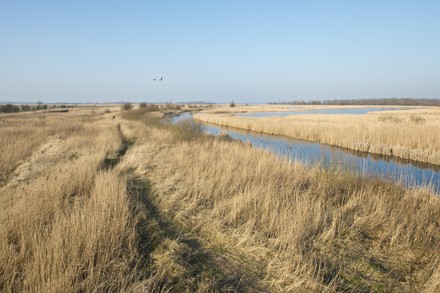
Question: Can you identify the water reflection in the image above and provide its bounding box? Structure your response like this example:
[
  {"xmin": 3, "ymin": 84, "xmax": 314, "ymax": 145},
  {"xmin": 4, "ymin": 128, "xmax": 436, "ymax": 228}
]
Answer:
[{"xmin": 170, "ymin": 113, "xmax": 439, "ymax": 193}]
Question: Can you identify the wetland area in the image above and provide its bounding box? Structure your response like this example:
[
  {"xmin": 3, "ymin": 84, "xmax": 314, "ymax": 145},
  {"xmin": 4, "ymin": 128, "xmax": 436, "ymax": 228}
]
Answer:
[
  {"xmin": 175, "ymin": 107, "xmax": 440, "ymax": 193},
  {"xmin": 2, "ymin": 104, "xmax": 440, "ymax": 292}
]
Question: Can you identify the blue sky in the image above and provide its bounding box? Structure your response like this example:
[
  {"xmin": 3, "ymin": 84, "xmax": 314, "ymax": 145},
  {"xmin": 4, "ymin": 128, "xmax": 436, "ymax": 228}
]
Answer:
[{"xmin": 1, "ymin": 0, "xmax": 439, "ymax": 103}]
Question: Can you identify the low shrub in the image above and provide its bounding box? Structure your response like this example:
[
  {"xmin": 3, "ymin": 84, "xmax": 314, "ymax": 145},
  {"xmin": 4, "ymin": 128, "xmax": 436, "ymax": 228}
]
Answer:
[
  {"xmin": 140, "ymin": 103, "xmax": 160, "ymax": 111},
  {"xmin": 21, "ymin": 104, "xmax": 31, "ymax": 111},
  {"xmin": 121, "ymin": 103, "xmax": 134, "ymax": 111},
  {"xmin": 173, "ymin": 120, "xmax": 205, "ymax": 142},
  {"xmin": 162, "ymin": 103, "xmax": 181, "ymax": 111},
  {"xmin": 0, "ymin": 104, "xmax": 20, "ymax": 113}
]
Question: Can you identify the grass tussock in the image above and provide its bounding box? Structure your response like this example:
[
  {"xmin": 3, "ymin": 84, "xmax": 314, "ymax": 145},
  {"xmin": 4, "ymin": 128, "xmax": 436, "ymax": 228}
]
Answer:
[
  {"xmin": 195, "ymin": 107, "xmax": 440, "ymax": 165},
  {"xmin": 172, "ymin": 119, "xmax": 205, "ymax": 142}
]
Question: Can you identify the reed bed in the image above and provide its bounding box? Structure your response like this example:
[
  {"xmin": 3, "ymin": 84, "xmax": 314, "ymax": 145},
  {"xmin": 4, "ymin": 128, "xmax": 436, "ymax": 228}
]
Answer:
[
  {"xmin": 122, "ymin": 117, "xmax": 440, "ymax": 292},
  {"xmin": 194, "ymin": 107, "xmax": 440, "ymax": 165},
  {"xmin": 201, "ymin": 104, "xmax": 411, "ymax": 114},
  {"xmin": 2, "ymin": 108, "xmax": 440, "ymax": 292}
]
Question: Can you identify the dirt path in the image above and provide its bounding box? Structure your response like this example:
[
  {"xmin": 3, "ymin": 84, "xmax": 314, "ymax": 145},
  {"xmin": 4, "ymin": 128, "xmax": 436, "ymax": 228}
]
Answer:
[{"xmin": 1, "ymin": 138, "xmax": 63, "ymax": 190}]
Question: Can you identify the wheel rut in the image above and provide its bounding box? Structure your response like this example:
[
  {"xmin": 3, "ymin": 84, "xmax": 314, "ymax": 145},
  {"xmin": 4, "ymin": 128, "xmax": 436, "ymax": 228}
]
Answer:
[{"xmin": 127, "ymin": 176, "xmax": 269, "ymax": 292}]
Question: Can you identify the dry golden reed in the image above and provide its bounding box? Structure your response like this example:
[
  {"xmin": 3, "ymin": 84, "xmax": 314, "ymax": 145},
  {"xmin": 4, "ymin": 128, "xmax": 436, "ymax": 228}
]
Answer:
[
  {"xmin": 0, "ymin": 110, "xmax": 147, "ymax": 292},
  {"xmin": 123, "ymin": 118, "xmax": 440, "ymax": 292},
  {"xmin": 1, "ymin": 108, "xmax": 440, "ymax": 292},
  {"xmin": 194, "ymin": 106, "xmax": 440, "ymax": 165}
]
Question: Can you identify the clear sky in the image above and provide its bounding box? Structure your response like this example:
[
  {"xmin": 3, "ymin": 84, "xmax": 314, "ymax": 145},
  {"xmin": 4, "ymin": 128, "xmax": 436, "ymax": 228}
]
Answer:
[{"xmin": 1, "ymin": 0, "xmax": 439, "ymax": 104}]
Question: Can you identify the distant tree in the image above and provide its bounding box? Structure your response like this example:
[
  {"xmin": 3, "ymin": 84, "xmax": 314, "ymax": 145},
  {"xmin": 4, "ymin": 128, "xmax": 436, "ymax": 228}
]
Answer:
[
  {"xmin": 230, "ymin": 100, "xmax": 236, "ymax": 107},
  {"xmin": 35, "ymin": 101, "xmax": 43, "ymax": 110},
  {"xmin": 121, "ymin": 103, "xmax": 133, "ymax": 111},
  {"xmin": 21, "ymin": 104, "xmax": 31, "ymax": 111},
  {"xmin": 162, "ymin": 103, "xmax": 181, "ymax": 111},
  {"xmin": 0, "ymin": 104, "xmax": 20, "ymax": 113},
  {"xmin": 139, "ymin": 102, "xmax": 147, "ymax": 109},
  {"xmin": 146, "ymin": 104, "xmax": 160, "ymax": 112}
]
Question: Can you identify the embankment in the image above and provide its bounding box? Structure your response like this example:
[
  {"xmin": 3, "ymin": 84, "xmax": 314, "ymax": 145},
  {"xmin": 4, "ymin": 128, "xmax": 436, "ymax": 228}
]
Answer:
[{"xmin": 120, "ymin": 113, "xmax": 440, "ymax": 292}]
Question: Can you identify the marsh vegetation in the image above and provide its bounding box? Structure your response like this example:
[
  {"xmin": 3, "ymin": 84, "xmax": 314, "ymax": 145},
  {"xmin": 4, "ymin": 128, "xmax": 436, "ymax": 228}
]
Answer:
[
  {"xmin": 1, "ymin": 106, "xmax": 439, "ymax": 292},
  {"xmin": 195, "ymin": 106, "xmax": 440, "ymax": 165}
]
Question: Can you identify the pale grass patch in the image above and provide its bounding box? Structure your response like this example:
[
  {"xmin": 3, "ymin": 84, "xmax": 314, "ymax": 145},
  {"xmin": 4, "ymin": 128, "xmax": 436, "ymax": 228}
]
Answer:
[
  {"xmin": 0, "ymin": 109, "xmax": 101, "ymax": 185},
  {"xmin": 0, "ymin": 127, "xmax": 51, "ymax": 185}
]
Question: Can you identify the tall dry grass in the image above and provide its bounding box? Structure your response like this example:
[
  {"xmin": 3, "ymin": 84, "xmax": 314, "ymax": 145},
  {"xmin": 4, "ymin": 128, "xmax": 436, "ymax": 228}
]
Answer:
[
  {"xmin": 2, "ymin": 108, "xmax": 440, "ymax": 292},
  {"xmin": 194, "ymin": 107, "xmax": 440, "ymax": 165},
  {"xmin": 0, "ymin": 109, "xmax": 101, "ymax": 186},
  {"xmin": 0, "ymin": 110, "xmax": 149, "ymax": 292},
  {"xmin": 122, "ymin": 117, "xmax": 440, "ymax": 292}
]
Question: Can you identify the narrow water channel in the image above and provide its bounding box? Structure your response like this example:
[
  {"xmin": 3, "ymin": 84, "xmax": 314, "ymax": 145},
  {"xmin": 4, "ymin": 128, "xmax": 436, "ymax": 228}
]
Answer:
[
  {"xmin": 237, "ymin": 107, "xmax": 413, "ymax": 117},
  {"xmin": 171, "ymin": 113, "xmax": 440, "ymax": 194}
]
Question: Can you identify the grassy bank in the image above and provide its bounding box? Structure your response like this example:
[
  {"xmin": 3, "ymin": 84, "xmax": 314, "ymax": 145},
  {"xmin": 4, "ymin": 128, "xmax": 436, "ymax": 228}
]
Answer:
[
  {"xmin": 121, "ymin": 112, "xmax": 440, "ymax": 291},
  {"xmin": 1, "ymin": 109, "xmax": 440, "ymax": 292},
  {"xmin": 194, "ymin": 106, "xmax": 440, "ymax": 165}
]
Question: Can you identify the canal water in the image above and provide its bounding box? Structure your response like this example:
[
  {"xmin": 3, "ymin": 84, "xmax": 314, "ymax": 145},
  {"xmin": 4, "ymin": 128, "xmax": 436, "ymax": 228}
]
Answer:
[
  {"xmin": 171, "ymin": 112, "xmax": 440, "ymax": 194},
  {"xmin": 237, "ymin": 107, "xmax": 412, "ymax": 117}
]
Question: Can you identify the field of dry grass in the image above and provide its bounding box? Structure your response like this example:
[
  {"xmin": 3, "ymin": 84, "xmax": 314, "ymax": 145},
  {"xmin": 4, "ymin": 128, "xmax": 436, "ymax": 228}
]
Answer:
[
  {"xmin": 0, "ymin": 108, "xmax": 148, "ymax": 292},
  {"xmin": 121, "ymin": 114, "xmax": 440, "ymax": 292},
  {"xmin": 195, "ymin": 106, "xmax": 440, "ymax": 165},
  {"xmin": 200, "ymin": 104, "xmax": 410, "ymax": 114},
  {"xmin": 1, "ymin": 107, "xmax": 440, "ymax": 292}
]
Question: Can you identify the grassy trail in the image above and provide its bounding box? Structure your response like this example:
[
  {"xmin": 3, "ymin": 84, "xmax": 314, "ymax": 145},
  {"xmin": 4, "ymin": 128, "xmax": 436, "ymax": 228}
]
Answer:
[{"xmin": 128, "ymin": 175, "xmax": 268, "ymax": 292}]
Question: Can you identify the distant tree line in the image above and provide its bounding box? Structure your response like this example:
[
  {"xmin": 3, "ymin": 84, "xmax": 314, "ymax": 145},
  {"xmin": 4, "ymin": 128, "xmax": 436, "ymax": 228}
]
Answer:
[
  {"xmin": 268, "ymin": 98, "xmax": 440, "ymax": 106},
  {"xmin": 0, "ymin": 104, "xmax": 20, "ymax": 113},
  {"xmin": 121, "ymin": 102, "xmax": 182, "ymax": 112},
  {"xmin": 0, "ymin": 102, "xmax": 76, "ymax": 113}
]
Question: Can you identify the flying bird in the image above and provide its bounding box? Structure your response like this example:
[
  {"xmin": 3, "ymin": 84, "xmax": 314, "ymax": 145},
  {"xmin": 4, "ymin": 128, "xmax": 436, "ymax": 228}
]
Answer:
[
  {"xmin": 153, "ymin": 78, "xmax": 156, "ymax": 81},
  {"xmin": 160, "ymin": 77, "xmax": 163, "ymax": 81}
]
